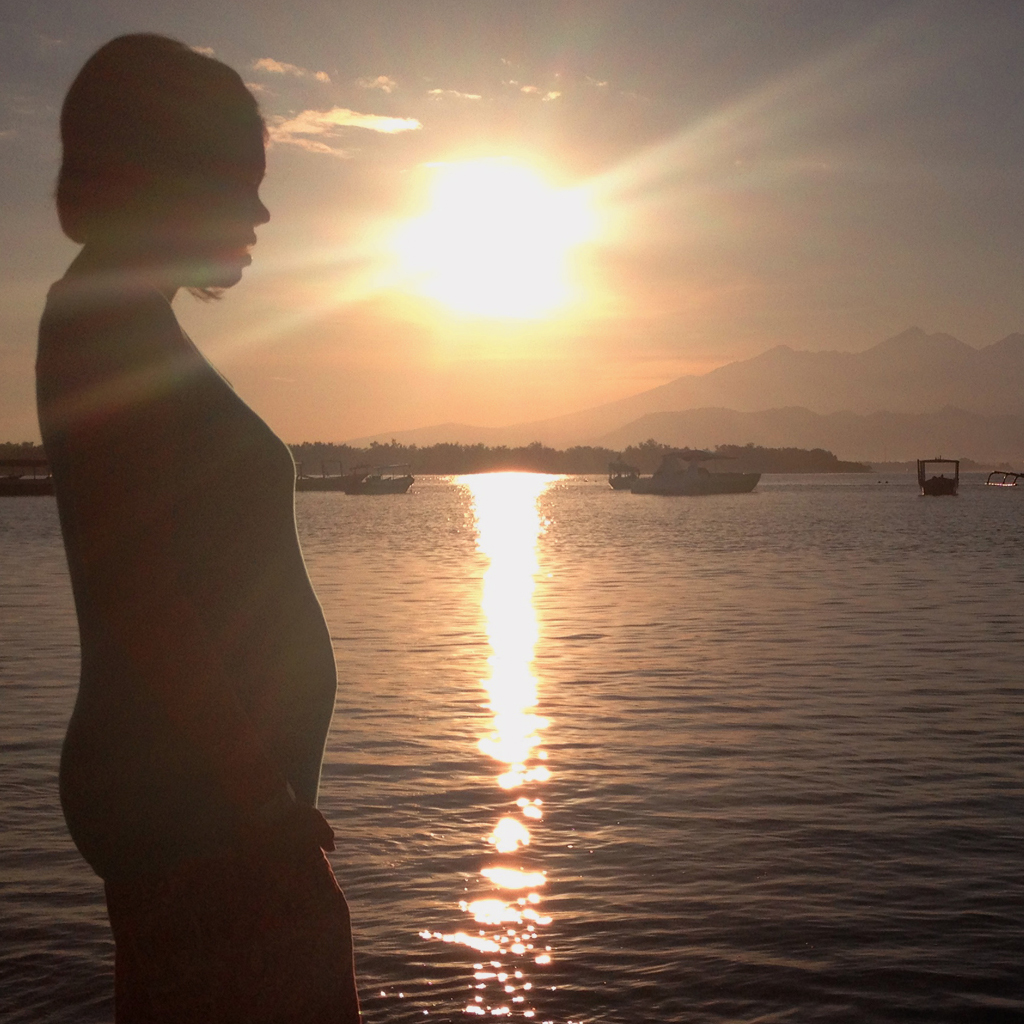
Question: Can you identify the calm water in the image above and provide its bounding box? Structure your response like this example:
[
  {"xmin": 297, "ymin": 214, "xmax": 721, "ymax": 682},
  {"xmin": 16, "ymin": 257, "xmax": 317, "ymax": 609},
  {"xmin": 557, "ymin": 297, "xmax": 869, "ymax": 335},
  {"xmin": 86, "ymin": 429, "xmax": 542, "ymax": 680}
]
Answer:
[{"xmin": 1, "ymin": 474, "xmax": 1022, "ymax": 1023}]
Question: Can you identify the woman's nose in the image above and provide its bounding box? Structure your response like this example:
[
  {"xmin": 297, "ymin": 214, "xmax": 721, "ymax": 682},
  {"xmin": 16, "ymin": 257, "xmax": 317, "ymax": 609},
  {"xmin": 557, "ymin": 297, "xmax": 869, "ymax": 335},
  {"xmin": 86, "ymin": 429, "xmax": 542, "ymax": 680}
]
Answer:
[{"xmin": 254, "ymin": 195, "xmax": 270, "ymax": 225}]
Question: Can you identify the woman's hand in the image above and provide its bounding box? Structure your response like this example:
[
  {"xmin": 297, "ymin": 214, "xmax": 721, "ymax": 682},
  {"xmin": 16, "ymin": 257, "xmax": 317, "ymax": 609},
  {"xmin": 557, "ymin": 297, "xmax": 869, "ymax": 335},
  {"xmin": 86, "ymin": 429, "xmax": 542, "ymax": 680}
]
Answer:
[
  {"xmin": 284, "ymin": 803, "xmax": 336, "ymax": 853},
  {"xmin": 249, "ymin": 785, "xmax": 336, "ymax": 855}
]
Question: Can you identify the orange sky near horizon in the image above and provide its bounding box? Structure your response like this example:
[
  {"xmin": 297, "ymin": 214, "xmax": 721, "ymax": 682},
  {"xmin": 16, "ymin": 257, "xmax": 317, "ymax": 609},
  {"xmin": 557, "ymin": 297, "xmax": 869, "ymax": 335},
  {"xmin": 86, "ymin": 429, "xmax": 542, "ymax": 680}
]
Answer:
[{"xmin": 4, "ymin": 3, "xmax": 1024, "ymax": 443}]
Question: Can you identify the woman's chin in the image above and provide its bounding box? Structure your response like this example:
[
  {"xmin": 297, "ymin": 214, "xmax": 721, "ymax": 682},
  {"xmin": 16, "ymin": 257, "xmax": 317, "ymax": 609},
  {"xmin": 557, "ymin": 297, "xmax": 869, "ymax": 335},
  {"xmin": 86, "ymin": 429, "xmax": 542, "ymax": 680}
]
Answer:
[
  {"xmin": 206, "ymin": 266, "xmax": 246, "ymax": 288},
  {"xmin": 185, "ymin": 253, "xmax": 250, "ymax": 289}
]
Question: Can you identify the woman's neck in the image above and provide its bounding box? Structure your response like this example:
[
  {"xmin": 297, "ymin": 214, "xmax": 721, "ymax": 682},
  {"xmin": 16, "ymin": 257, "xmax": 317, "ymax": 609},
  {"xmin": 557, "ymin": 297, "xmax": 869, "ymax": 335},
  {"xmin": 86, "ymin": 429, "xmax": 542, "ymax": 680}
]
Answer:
[{"xmin": 68, "ymin": 243, "xmax": 181, "ymax": 302}]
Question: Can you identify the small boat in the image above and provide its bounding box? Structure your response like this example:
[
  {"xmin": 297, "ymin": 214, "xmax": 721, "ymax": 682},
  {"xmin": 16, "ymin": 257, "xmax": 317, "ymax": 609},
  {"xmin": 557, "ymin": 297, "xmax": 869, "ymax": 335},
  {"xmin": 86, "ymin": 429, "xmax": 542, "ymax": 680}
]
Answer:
[
  {"xmin": 917, "ymin": 458, "xmax": 959, "ymax": 496},
  {"xmin": 340, "ymin": 464, "xmax": 414, "ymax": 495},
  {"xmin": 295, "ymin": 460, "xmax": 347, "ymax": 492},
  {"xmin": 986, "ymin": 470, "xmax": 1021, "ymax": 487},
  {"xmin": 295, "ymin": 461, "xmax": 414, "ymax": 494},
  {"xmin": 631, "ymin": 449, "xmax": 760, "ymax": 496},
  {"xmin": 608, "ymin": 460, "xmax": 640, "ymax": 490},
  {"xmin": 0, "ymin": 459, "xmax": 54, "ymax": 497}
]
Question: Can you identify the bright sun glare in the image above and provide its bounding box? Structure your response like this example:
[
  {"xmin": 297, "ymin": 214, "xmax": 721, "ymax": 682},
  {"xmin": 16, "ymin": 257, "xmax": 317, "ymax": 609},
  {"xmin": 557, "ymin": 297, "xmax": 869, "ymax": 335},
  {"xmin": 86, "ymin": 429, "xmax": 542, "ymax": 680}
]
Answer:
[{"xmin": 391, "ymin": 159, "xmax": 595, "ymax": 319}]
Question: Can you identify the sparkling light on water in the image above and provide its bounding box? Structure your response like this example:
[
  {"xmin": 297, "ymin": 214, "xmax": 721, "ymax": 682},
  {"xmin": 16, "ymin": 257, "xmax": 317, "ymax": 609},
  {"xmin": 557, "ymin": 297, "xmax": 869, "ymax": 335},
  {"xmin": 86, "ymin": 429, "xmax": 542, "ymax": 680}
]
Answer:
[{"xmin": 445, "ymin": 472, "xmax": 556, "ymax": 1016}]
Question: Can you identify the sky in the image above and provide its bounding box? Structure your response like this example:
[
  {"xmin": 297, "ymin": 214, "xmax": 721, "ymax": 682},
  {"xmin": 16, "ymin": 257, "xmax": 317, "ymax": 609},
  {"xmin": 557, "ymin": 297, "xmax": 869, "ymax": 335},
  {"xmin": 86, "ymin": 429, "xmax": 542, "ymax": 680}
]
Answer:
[{"xmin": 3, "ymin": 0, "xmax": 1024, "ymax": 443}]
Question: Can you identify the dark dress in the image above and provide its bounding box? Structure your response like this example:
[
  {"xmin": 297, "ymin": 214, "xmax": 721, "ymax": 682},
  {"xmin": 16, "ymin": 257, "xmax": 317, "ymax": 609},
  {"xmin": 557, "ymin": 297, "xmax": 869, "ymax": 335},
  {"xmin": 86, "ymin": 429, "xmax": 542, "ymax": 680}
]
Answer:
[{"xmin": 37, "ymin": 274, "xmax": 359, "ymax": 1021}]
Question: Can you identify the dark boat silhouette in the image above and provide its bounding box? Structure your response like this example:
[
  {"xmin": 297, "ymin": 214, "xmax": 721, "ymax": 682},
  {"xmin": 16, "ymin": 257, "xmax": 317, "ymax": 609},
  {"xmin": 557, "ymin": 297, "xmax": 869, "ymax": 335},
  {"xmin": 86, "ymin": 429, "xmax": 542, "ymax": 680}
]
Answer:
[
  {"xmin": 986, "ymin": 470, "xmax": 1020, "ymax": 487},
  {"xmin": 607, "ymin": 460, "xmax": 640, "ymax": 490},
  {"xmin": 917, "ymin": 458, "xmax": 959, "ymax": 496},
  {"xmin": 0, "ymin": 459, "xmax": 54, "ymax": 497},
  {"xmin": 631, "ymin": 450, "xmax": 760, "ymax": 496},
  {"xmin": 341, "ymin": 464, "xmax": 414, "ymax": 495},
  {"xmin": 295, "ymin": 461, "xmax": 413, "ymax": 494}
]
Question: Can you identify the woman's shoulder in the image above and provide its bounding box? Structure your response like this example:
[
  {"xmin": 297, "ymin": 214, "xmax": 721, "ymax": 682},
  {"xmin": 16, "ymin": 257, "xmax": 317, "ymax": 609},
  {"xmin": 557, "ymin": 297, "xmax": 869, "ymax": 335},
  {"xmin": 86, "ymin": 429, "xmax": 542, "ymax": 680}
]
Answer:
[
  {"xmin": 38, "ymin": 274, "xmax": 196, "ymax": 401},
  {"xmin": 41, "ymin": 274, "xmax": 181, "ymax": 355},
  {"xmin": 37, "ymin": 273, "xmax": 197, "ymax": 436}
]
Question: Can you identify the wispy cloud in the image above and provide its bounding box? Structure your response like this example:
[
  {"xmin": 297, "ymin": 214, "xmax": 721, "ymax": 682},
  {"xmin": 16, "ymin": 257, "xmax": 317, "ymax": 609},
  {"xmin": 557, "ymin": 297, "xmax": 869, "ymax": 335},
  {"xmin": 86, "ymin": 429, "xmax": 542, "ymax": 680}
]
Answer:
[
  {"xmin": 519, "ymin": 85, "xmax": 561, "ymax": 101},
  {"xmin": 191, "ymin": 45, "xmax": 216, "ymax": 57},
  {"xmin": 269, "ymin": 106, "xmax": 422, "ymax": 155},
  {"xmin": 254, "ymin": 57, "xmax": 302, "ymax": 75},
  {"xmin": 427, "ymin": 88, "xmax": 482, "ymax": 100},
  {"xmin": 358, "ymin": 75, "xmax": 398, "ymax": 93},
  {"xmin": 253, "ymin": 57, "xmax": 331, "ymax": 83},
  {"xmin": 277, "ymin": 108, "xmax": 421, "ymax": 134}
]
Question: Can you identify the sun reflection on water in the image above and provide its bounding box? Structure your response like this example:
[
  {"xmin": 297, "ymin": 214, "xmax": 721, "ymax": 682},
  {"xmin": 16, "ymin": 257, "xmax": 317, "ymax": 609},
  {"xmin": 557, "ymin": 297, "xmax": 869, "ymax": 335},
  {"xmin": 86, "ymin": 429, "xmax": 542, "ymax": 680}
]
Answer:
[{"xmin": 420, "ymin": 472, "xmax": 556, "ymax": 1018}]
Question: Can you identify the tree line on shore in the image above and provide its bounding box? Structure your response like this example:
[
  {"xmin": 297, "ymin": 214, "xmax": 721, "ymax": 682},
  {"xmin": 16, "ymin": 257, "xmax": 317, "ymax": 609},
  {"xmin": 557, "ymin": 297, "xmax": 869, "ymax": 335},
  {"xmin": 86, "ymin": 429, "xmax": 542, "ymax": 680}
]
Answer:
[
  {"xmin": 3, "ymin": 438, "xmax": 871, "ymax": 474},
  {"xmin": 291, "ymin": 439, "xmax": 871, "ymax": 474},
  {"xmin": 0, "ymin": 441, "xmax": 48, "ymax": 462}
]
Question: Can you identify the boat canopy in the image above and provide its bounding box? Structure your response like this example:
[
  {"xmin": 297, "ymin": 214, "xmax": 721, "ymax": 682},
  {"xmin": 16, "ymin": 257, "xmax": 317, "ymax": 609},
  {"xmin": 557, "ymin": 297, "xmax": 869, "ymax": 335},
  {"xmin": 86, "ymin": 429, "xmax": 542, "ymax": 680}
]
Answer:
[
  {"xmin": 670, "ymin": 449, "xmax": 721, "ymax": 462},
  {"xmin": 986, "ymin": 470, "xmax": 1021, "ymax": 487}
]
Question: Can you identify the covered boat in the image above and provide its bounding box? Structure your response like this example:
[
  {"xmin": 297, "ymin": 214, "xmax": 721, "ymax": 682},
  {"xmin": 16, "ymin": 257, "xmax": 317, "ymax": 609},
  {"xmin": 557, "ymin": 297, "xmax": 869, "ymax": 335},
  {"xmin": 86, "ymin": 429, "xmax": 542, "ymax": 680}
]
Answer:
[
  {"xmin": 986, "ymin": 470, "xmax": 1020, "ymax": 487},
  {"xmin": 631, "ymin": 450, "xmax": 760, "ymax": 496},
  {"xmin": 917, "ymin": 458, "xmax": 959, "ymax": 496},
  {"xmin": 340, "ymin": 464, "xmax": 414, "ymax": 495},
  {"xmin": 295, "ymin": 460, "xmax": 344, "ymax": 492},
  {"xmin": 0, "ymin": 459, "xmax": 54, "ymax": 497},
  {"xmin": 607, "ymin": 459, "xmax": 640, "ymax": 490},
  {"xmin": 295, "ymin": 461, "xmax": 414, "ymax": 494}
]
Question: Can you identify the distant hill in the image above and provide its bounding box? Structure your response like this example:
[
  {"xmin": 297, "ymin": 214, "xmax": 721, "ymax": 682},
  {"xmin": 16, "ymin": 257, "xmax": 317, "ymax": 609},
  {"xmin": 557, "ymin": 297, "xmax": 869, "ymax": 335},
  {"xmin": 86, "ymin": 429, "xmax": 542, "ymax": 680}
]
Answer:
[
  {"xmin": 348, "ymin": 328, "xmax": 1024, "ymax": 461},
  {"xmin": 496, "ymin": 327, "xmax": 1024, "ymax": 447},
  {"xmin": 345, "ymin": 421, "xmax": 512, "ymax": 448}
]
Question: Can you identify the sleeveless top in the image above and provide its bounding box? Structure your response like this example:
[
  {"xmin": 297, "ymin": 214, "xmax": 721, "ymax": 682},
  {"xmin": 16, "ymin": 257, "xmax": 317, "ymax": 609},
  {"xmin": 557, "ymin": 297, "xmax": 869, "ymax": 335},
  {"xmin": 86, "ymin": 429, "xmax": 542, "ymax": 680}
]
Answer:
[{"xmin": 37, "ymin": 276, "xmax": 338, "ymax": 881}]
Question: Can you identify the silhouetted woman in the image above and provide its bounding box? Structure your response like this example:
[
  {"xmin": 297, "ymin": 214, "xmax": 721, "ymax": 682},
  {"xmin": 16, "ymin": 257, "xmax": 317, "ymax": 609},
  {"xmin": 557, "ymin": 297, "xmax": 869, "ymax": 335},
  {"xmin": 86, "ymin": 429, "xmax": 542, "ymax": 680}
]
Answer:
[{"xmin": 36, "ymin": 35, "xmax": 360, "ymax": 1022}]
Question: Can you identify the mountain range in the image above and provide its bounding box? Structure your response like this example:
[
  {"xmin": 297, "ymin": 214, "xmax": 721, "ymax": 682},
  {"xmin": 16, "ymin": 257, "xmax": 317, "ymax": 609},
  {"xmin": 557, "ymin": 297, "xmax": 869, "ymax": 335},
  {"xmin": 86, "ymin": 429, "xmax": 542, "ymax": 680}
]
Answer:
[{"xmin": 349, "ymin": 328, "xmax": 1024, "ymax": 463}]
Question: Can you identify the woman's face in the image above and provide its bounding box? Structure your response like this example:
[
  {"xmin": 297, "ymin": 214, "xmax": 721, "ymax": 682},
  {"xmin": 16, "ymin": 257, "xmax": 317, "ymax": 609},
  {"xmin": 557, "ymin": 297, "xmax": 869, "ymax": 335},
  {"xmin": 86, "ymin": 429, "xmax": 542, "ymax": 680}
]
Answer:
[{"xmin": 154, "ymin": 130, "xmax": 270, "ymax": 290}]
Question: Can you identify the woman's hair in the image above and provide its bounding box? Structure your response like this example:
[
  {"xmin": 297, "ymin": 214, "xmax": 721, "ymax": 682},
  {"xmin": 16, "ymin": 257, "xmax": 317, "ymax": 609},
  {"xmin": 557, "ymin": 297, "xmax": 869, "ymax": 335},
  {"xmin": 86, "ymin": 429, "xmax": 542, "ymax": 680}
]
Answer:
[{"xmin": 57, "ymin": 34, "xmax": 265, "ymax": 244}]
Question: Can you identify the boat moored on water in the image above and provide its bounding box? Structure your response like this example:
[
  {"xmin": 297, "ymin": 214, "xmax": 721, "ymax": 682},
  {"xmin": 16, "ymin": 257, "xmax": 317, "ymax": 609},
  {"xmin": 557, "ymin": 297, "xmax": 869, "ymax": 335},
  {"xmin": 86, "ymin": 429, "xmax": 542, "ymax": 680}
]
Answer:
[
  {"xmin": 917, "ymin": 458, "xmax": 959, "ymax": 496},
  {"xmin": 0, "ymin": 459, "xmax": 54, "ymax": 497},
  {"xmin": 631, "ymin": 450, "xmax": 760, "ymax": 496},
  {"xmin": 295, "ymin": 460, "xmax": 349, "ymax": 492},
  {"xmin": 342, "ymin": 464, "xmax": 414, "ymax": 495},
  {"xmin": 608, "ymin": 460, "xmax": 640, "ymax": 490},
  {"xmin": 295, "ymin": 461, "xmax": 414, "ymax": 494},
  {"xmin": 986, "ymin": 470, "xmax": 1020, "ymax": 487}
]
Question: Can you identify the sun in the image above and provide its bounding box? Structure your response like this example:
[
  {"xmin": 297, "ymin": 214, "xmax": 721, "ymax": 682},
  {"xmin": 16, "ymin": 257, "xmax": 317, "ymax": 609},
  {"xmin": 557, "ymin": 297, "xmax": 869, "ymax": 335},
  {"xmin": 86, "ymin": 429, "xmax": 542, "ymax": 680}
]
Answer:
[{"xmin": 390, "ymin": 159, "xmax": 595, "ymax": 319}]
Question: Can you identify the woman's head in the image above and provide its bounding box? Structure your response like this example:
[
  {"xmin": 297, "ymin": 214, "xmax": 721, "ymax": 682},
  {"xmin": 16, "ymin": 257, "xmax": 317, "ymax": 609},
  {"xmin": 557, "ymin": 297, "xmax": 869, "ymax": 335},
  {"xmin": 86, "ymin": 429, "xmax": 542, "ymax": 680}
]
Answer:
[{"xmin": 58, "ymin": 34, "xmax": 269, "ymax": 289}]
